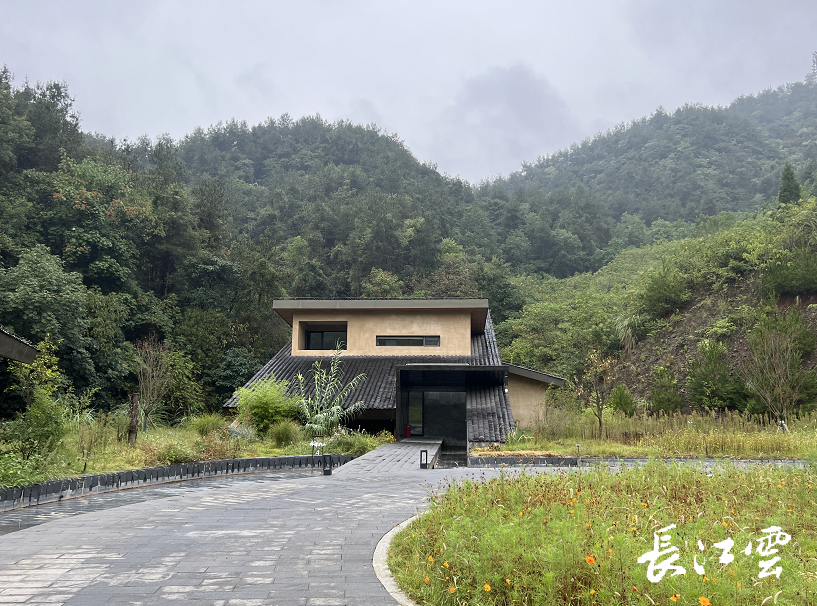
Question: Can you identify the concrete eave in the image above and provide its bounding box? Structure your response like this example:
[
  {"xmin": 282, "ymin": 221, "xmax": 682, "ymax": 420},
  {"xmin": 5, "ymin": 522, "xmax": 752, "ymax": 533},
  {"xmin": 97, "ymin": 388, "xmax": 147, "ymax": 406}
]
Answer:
[
  {"xmin": 0, "ymin": 328, "xmax": 38, "ymax": 364},
  {"xmin": 273, "ymin": 299, "xmax": 490, "ymax": 333},
  {"xmin": 506, "ymin": 363, "xmax": 565, "ymax": 387}
]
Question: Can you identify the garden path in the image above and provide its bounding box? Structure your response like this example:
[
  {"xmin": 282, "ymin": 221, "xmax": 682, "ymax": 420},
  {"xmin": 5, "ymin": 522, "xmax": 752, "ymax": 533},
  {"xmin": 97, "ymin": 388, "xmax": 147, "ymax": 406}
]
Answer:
[{"xmin": 0, "ymin": 441, "xmax": 505, "ymax": 606}]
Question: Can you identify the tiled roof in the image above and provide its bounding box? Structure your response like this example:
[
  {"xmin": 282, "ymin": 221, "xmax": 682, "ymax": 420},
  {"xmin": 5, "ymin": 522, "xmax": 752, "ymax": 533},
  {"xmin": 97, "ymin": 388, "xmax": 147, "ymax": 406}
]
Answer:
[
  {"xmin": 467, "ymin": 384, "xmax": 513, "ymax": 443},
  {"xmin": 223, "ymin": 312, "xmax": 515, "ymax": 442}
]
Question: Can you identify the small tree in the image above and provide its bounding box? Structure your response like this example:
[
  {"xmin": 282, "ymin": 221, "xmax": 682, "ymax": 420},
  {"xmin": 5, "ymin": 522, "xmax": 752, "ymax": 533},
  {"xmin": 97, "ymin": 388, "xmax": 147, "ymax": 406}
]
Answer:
[
  {"xmin": 6, "ymin": 337, "xmax": 62, "ymax": 407},
  {"xmin": 687, "ymin": 339, "xmax": 744, "ymax": 409},
  {"xmin": 652, "ymin": 366, "xmax": 682, "ymax": 414},
  {"xmin": 134, "ymin": 335, "xmax": 172, "ymax": 434},
  {"xmin": 779, "ymin": 160, "xmax": 801, "ymax": 206},
  {"xmin": 577, "ymin": 350, "xmax": 615, "ymax": 437},
  {"xmin": 296, "ymin": 346, "xmax": 366, "ymax": 438},
  {"xmin": 741, "ymin": 310, "xmax": 814, "ymax": 422}
]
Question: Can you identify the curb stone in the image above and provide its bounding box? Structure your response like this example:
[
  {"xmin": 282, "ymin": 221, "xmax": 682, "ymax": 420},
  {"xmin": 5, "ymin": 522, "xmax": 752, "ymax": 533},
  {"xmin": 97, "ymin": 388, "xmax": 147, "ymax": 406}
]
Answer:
[
  {"xmin": 373, "ymin": 514, "xmax": 423, "ymax": 606},
  {"xmin": 0, "ymin": 453, "xmax": 357, "ymax": 512}
]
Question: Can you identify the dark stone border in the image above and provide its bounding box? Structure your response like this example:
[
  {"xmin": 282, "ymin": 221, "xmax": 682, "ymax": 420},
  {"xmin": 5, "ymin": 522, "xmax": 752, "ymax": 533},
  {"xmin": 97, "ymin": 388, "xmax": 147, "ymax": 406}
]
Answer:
[
  {"xmin": 468, "ymin": 455, "xmax": 812, "ymax": 468},
  {"xmin": 0, "ymin": 454, "xmax": 357, "ymax": 512}
]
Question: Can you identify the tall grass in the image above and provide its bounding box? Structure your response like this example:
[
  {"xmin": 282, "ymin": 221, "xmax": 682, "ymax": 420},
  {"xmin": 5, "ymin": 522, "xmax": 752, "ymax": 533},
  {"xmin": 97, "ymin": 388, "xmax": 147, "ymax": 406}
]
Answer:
[{"xmin": 500, "ymin": 399, "xmax": 817, "ymax": 458}]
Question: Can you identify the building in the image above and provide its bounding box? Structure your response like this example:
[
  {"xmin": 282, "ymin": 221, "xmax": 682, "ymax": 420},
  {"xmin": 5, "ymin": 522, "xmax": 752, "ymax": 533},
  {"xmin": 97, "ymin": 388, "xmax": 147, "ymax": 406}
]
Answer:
[
  {"xmin": 224, "ymin": 299, "xmax": 563, "ymax": 448},
  {"xmin": 0, "ymin": 326, "xmax": 38, "ymax": 364}
]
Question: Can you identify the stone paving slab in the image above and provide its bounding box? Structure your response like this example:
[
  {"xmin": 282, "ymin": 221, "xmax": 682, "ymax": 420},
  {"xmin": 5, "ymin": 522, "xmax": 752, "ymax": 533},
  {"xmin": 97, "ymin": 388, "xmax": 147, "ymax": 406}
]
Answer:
[
  {"xmin": 0, "ymin": 443, "xmax": 552, "ymax": 605},
  {"xmin": 0, "ymin": 450, "xmax": 496, "ymax": 604},
  {"xmin": 333, "ymin": 439, "xmax": 442, "ymax": 476}
]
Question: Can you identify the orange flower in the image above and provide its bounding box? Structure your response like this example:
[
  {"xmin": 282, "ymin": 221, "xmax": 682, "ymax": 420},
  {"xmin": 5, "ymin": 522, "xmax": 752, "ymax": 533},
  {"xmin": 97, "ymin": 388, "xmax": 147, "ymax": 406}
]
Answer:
[
  {"xmin": 699, "ymin": 598, "xmax": 712, "ymax": 606},
  {"xmin": 428, "ymin": 555, "xmax": 434, "ymax": 562},
  {"xmin": 590, "ymin": 589, "xmax": 596, "ymax": 595},
  {"xmin": 505, "ymin": 578, "xmax": 511, "ymax": 585},
  {"xmin": 443, "ymin": 561, "xmax": 449, "ymax": 568},
  {"xmin": 585, "ymin": 555, "xmax": 596, "ymax": 565},
  {"xmin": 670, "ymin": 594, "xmax": 680, "ymax": 602},
  {"xmin": 484, "ymin": 583, "xmax": 491, "ymax": 592},
  {"xmin": 449, "ymin": 587, "xmax": 456, "ymax": 594}
]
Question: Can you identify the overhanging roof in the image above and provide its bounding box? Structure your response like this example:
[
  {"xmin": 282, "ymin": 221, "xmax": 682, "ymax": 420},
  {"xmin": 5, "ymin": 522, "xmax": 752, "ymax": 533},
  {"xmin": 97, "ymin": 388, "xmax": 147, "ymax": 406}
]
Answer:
[
  {"xmin": 506, "ymin": 363, "xmax": 565, "ymax": 387},
  {"xmin": 273, "ymin": 298, "xmax": 490, "ymax": 333},
  {"xmin": 0, "ymin": 327, "xmax": 38, "ymax": 364}
]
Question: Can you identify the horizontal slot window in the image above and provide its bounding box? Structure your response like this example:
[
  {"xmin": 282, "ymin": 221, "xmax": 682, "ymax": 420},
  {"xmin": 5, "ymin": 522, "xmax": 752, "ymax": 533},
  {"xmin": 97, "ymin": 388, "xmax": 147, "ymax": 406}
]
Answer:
[{"xmin": 376, "ymin": 336, "xmax": 440, "ymax": 347}]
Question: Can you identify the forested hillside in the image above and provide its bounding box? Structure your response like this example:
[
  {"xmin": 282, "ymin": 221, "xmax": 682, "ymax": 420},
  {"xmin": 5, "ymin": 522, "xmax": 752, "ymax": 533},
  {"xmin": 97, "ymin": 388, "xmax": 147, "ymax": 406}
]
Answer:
[{"xmin": 3, "ymin": 62, "xmax": 817, "ymax": 420}]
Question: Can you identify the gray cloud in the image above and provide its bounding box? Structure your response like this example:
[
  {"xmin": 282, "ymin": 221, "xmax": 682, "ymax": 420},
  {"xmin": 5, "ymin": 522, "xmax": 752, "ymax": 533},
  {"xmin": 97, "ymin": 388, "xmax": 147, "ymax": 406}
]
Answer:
[
  {"xmin": 2, "ymin": 1, "xmax": 817, "ymax": 182},
  {"xmin": 427, "ymin": 65, "xmax": 581, "ymax": 180}
]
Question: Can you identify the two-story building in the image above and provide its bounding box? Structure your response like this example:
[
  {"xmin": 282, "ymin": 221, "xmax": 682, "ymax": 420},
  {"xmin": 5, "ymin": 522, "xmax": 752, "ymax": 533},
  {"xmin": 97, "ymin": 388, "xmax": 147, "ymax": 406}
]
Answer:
[{"xmin": 224, "ymin": 299, "xmax": 563, "ymax": 449}]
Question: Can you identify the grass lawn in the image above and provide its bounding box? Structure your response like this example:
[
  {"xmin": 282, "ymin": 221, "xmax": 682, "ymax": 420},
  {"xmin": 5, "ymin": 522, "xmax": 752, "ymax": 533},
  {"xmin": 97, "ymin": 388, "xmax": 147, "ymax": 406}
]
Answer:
[
  {"xmin": 0, "ymin": 423, "xmax": 393, "ymax": 488},
  {"xmin": 388, "ymin": 461, "xmax": 817, "ymax": 605}
]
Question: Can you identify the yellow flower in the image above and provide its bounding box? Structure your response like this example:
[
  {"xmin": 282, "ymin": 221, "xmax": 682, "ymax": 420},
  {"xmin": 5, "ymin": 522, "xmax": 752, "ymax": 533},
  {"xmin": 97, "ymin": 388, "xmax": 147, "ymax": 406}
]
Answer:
[
  {"xmin": 590, "ymin": 589, "xmax": 596, "ymax": 595},
  {"xmin": 722, "ymin": 522, "xmax": 728, "ymax": 527},
  {"xmin": 484, "ymin": 583, "xmax": 491, "ymax": 592},
  {"xmin": 443, "ymin": 561, "xmax": 449, "ymax": 568},
  {"xmin": 699, "ymin": 597, "xmax": 712, "ymax": 606}
]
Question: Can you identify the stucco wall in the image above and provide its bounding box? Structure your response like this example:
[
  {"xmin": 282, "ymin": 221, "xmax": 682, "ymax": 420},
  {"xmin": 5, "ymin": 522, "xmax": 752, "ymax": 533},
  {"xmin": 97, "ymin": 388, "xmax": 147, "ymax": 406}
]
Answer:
[
  {"xmin": 507, "ymin": 373, "xmax": 551, "ymax": 428},
  {"xmin": 290, "ymin": 311, "xmax": 472, "ymax": 356}
]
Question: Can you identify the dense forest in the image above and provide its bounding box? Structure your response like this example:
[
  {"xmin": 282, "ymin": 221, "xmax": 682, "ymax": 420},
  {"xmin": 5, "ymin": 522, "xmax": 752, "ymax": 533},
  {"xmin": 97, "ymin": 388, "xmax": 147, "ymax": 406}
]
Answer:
[{"xmin": 3, "ymin": 61, "xmax": 817, "ymax": 419}]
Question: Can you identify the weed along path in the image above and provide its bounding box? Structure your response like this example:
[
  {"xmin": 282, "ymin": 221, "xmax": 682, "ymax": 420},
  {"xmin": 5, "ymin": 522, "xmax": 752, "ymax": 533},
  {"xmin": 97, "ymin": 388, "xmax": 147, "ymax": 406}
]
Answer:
[{"xmin": 0, "ymin": 441, "xmax": 510, "ymax": 606}]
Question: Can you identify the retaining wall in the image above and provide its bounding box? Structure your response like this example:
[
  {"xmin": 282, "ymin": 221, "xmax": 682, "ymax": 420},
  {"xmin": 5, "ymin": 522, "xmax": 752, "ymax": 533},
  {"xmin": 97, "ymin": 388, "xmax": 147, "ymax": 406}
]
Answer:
[{"xmin": 0, "ymin": 454, "xmax": 356, "ymax": 512}]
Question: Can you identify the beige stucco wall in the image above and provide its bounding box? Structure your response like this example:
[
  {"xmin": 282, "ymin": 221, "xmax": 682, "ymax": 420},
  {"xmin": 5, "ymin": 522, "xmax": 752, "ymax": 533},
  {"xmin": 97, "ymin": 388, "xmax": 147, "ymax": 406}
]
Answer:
[
  {"xmin": 507, "ymin": 373, "xmax": 551, "ymax": 428},
  {"xmin": 290, "ymin": 311, "xmax": 472, "ymax": 356}
]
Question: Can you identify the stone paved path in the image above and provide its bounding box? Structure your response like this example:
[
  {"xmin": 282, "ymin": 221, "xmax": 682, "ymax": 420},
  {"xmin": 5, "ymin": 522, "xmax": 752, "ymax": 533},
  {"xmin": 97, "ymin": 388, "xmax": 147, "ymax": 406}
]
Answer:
[{"xmin": 0, "ymin": 441, "xmax": 505, "ymax": 606}]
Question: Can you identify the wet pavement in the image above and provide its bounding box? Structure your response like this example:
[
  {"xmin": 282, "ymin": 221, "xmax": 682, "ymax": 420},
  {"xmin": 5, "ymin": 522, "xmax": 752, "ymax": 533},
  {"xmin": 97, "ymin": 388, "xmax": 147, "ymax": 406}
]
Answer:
[{"xmin": 0, "ymin": 470, "xmax": 314, "ymax": 536}]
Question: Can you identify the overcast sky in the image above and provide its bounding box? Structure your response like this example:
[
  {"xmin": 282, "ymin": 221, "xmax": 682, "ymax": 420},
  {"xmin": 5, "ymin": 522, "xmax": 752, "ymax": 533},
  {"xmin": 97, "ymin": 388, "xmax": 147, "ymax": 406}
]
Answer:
[{"xmin": 2, "ymin": 1, "xmax": 816, "ymax": 182}]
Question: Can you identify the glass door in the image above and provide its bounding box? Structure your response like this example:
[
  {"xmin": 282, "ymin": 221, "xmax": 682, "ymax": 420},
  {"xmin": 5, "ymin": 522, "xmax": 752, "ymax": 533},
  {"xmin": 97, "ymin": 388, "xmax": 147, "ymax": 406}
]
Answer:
[{"xmin": 408, "ymin": 391, "xmax": 423, "ymax": 436}]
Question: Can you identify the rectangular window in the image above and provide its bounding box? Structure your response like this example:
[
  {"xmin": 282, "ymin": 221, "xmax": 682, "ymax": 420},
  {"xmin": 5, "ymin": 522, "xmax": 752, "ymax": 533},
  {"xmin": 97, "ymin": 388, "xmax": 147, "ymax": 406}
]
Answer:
[
  {"xmin": 376, "ymin": 336, "xmax": 440, "ymax": 347},
  {"xmin": 305, "ymin": 331, "xmax": 347, "ymax": 350}
]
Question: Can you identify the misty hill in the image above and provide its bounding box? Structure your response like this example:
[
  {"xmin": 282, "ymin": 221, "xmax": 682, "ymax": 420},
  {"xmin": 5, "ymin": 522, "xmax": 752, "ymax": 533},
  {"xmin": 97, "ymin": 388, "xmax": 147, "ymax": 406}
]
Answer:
[{"xmin": 498, "ymin": 81, "xmax": 817, "ymax": 223}]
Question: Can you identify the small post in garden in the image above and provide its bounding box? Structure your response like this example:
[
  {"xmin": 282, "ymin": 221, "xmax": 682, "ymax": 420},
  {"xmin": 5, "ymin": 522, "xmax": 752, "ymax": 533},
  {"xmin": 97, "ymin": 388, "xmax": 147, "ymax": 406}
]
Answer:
[
  {"xmin": 128, "ymin": 393, "xmax": 139, "ymax": 446},
  {"xmin": 576, "ymin": 443, "xmax": 581, "ymax": 464},
  {"xmin": 323, "ymin": 453, "xmax": 332, "ymax": 475},
  {"xmin": 420, "ymin": 449, "xmax": 428, "ymax": 469}
]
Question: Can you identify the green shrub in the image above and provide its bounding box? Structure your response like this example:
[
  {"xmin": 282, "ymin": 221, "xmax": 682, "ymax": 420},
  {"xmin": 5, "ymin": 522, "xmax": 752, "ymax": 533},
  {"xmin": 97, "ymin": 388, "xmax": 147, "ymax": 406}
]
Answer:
[
  {"xmin": 761, "ymin": 247, "xmax": 817, "ymax": 298},
  {"xmin": 190, "ymin": 413, "xmax": 226, "ymax": 437},
  {"xmin": 687, "ymin": 339, "xmax": 744, "ymax": 409},
  {"xmin": 327, "ymin": 429, "xmax": 394, "ymax": 455},
  {"xmin": 608, "ymin": 384, "xmax": 635, "ymax": 416},
  {"xmin": 652, "ymin": 366, "xmax": 682, "ymax": 414},
  {"xmin": 638, "ymin": 264, "xmax": 691, "ymax": 318},
  {"xmin": 0, "ymin": 388, "xmax": 65, "ymax": 460},
  {"xmin": 235, "ymin": 377, "xmax": 299, "ymax": 434},
  {"xmin": 269, "ymin": 419, "xmax": 303, "ymax": 447},
  {"xmin": 0, "ymin": 452, "xmax": 51, "ymax": 488},
  {"xmin": 155, "ymin": 442, "xmax": 196, "ymax": 465}
]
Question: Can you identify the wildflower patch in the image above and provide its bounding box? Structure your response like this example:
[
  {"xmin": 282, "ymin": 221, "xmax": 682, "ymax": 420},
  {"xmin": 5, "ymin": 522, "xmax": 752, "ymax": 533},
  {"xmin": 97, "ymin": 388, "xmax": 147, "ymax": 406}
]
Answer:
[{"xmin": 388, "ymin": 461, "xmax": 816, "ymax": 605}]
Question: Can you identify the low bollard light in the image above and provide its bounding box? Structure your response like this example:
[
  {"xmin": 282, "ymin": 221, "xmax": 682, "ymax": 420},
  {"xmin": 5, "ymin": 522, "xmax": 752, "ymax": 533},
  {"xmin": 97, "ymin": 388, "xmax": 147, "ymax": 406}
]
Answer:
[
  {"xmin": 420, "ymin": 449, "xmax": 428, "ymax": 469},
  {"xmin": 323, "ymin": 454, "xmax": 332, "ymax": 475}
]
